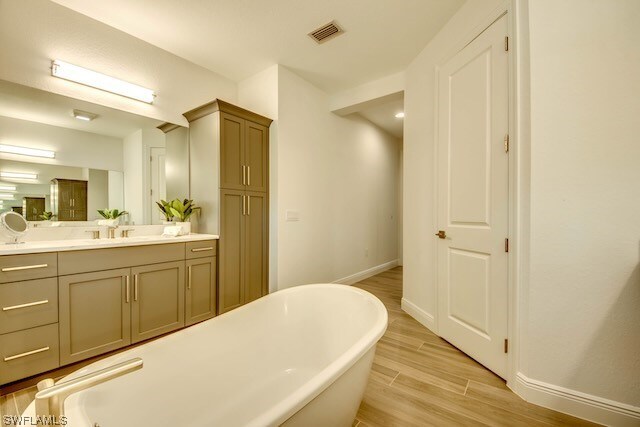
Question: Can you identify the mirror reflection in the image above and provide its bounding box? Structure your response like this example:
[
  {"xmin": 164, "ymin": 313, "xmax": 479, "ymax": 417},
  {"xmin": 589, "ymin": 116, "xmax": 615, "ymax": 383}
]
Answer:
[{"xmin": 0, "ymin": 80, "xmax": 189, "ymax": 225}]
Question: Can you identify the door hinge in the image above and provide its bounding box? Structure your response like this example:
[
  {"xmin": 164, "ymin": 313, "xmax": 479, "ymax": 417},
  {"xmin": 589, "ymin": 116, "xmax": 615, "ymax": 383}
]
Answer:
[
  {"xmin": 504, "ymin": 339, "xmax": 509, "ymax": 353},
  {"xmin": 505, "ymin": 238, "xmax": 509, "ymax": 252},
  {"xmin": 504, "ymin": 134, "xmax": 510, "ymax": 153},
  {"xmin": 504, "ymin": 36, "xmax": 509, "ymax": 51}
]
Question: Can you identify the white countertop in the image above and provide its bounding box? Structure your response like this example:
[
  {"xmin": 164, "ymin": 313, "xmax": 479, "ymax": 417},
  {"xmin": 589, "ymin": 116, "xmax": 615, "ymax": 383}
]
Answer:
[{"xmin": 0, "ymin": 233, "xmax": 219, "ymax": 255}]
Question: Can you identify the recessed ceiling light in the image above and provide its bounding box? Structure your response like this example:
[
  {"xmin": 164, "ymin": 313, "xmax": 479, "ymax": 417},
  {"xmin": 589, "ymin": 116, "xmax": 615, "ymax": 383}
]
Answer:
[
  {"xmin": 73, "ymin": 109, "xmax": 98, "ymax": 122},
  {"xmin": 0, "ymin": 185, "xmax": 16, "ymax": 192},
  {"xmin": 0, "ymin": 144, "xmax": 55, "ymax": 159},
  {"xmin": 0, "ymin": 172, "xmax": 38, "ymax": 180},
  {"xmin": 395, "ymin": 112, "xmax": 405, "ymax": 119},
  {"xmin": 51, "ymin": 59, "xmax": 156, "ymax": 104}
]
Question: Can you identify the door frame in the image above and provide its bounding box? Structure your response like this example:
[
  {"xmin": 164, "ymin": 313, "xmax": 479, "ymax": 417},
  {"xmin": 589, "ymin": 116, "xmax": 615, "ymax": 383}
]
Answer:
[{"xmin": 432, "ymin": 0, "xmax": 527, "ymax": 388}]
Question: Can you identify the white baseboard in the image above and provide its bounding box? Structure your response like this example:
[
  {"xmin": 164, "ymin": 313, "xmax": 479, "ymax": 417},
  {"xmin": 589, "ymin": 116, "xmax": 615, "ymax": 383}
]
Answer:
[
  {"xmin": 332, "ymin": 260, "xmax": 398, "ymax": 285},
  {"xmin": 515, "ymin": 372, "xmax": 640, "ymax": 426},
  {"xmin": 400, "ymin": 298, "xmax": 436, "ymax": 333}
]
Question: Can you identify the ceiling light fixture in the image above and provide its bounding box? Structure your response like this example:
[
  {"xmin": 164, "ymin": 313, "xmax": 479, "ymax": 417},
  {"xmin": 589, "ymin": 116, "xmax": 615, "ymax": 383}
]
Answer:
[
  {"xmin": 0, "ymin": 185, "xmax": 16, "ymax": 192},
  {"xmin": 395, "ymin": 112, "xmax": 405, "ymax": 118},
  {"xmin": 0, "ymin": 144, "xmax": 55, "ymax": 159},
  {"xmin": 0, "ymin": 172, "xmax": 38, "ymax": 180},
  {"xmin": 0, "ymin": 194, "xmax": 16, "ymax": 200},
  {"xmin": 51, "ymin": 60, "xmax": 155, "ymax": 104},
  {"xmin": 73, "ymin": 109, "xmax": 98, "ymax": 122}
]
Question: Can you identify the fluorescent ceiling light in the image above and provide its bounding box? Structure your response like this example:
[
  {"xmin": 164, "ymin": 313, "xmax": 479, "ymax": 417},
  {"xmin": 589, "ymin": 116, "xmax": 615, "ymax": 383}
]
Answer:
[
  {"xmin": 52, "ymin": 60, "xmax": 155, "ymax": 104},
  {"xmin": 0, "ymin": 172, "xmax": 38, "ymax": 180},
  {"xmin": 0, "ymin": 144, "xmax": 55, "ymax": 159},
  {"xmin": 395, "ymin": 112, "xmax": 405, "ymax": 118},
  {"xmin": 0, "ymin": 185, "xmax": 16, "ymax": 192},
  {"xmin": 0, "ymin": 194, "xmax": 16, "ymax": 199},
  {"xmin": 73, "ymin": 109, "xmax": 98, "ymax": 121}
]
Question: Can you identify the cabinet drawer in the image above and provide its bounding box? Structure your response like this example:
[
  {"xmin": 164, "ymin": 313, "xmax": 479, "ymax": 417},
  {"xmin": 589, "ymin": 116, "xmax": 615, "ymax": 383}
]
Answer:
[
  {"xmin": 58, "ymin": 243, "xmax": 185, "ymax": 275},
  {"xmin": 0, "ymin": 323, "xmax": 59, "ymax": 384},
  {"xmin": 0, "ymin": 278, "xmax": 58, "ymax": 334},
  {"xmin": 186, "ymin": 240, "xmax": 217, "ymax": 259},
  {"xmin": 0, "ymin": 253, "xmax": 57, "ymax": 284}
]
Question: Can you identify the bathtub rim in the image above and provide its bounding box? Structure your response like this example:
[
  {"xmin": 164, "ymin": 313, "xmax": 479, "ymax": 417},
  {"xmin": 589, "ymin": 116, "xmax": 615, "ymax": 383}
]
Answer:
[{"xmin": 248, "ymin": 283, "xmax": 388, "ymax": 426}]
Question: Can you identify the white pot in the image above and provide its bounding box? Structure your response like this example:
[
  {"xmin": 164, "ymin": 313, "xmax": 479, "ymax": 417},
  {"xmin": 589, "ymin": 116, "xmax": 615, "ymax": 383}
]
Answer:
[
  {"xmin": 175, "ymin": 221, "xmax": 191, "ymax": 236},
  {"xmin": 162, "ymin": 221, "xmax": 175, "ymax": 225},
  {"xmin": 97, "ymin": 219, "xmax": 119, "ymax": 227}
]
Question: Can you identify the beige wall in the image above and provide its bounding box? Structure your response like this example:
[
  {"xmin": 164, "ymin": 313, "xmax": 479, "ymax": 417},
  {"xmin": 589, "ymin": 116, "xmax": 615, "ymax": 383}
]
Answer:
[
  {"xmin": 277, "ymin": 66, "xmax": 400, "ymax": 289},
  {"xmin": 526, "ymin": 0, "xmax": 640, "ymax": 409},
  {"xmin": 403, "ymin": 0, "xmax": 640, "ymax": 422}
]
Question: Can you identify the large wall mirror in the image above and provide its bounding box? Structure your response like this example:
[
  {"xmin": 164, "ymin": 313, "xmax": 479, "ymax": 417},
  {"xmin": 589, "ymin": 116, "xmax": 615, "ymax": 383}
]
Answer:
[{"xmin": 0, "ymin": 80, "xmax": 189, "ymax": 225}]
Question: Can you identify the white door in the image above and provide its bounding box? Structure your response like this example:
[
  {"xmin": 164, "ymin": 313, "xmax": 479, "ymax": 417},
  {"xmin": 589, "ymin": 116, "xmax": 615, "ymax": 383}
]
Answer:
[
  {"xmin": 436, "ymin": 14, "xmax": 509, "ymax": 378},
  {"xmin": 150, "ymin": 147, "xmax": 167, "ymax": 225}
]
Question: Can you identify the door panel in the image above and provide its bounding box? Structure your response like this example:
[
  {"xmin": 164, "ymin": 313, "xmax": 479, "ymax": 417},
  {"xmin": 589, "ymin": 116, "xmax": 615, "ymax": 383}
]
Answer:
[
  {"xmin": 220, "ymin": 113, "xmax": 245, "ymax": 190},
  {"xmin": 131, "ymin": 261, "xmax": 184, "ymax": 343},
  {"xmin": 245, "ymin": 121, "xmax": 268, "ymax": 193},
  {"xmin": 219, "ymin": 189, "xmax": 245, "ymax": 313},
  {"xmin": 186, "ymin": 257, "xmax": 217, "ymax": 326},
  {"xmin": 59, "ymin": 268, "xmax": 131, "ymax": 365},
  {"xmin": 244, "ymin": 191, "xmax": 267, "ymax": 303},
  {"xmin": 437, "ymin": 14, "xmax": 509, "ymax": 378}
]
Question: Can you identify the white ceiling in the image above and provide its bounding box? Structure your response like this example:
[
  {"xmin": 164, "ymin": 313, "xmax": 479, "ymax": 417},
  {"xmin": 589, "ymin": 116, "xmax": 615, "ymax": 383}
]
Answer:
[
  {"xmin": 0, "ymin": 80, "xmax": 163, "ymax": 139},
  {"xmin": 51, "ymin": 0, "xmax": 465, "ymax": 93},
  {"xmin": 357, "ymin": 93, "xmax": 404, "ymax": 139}
]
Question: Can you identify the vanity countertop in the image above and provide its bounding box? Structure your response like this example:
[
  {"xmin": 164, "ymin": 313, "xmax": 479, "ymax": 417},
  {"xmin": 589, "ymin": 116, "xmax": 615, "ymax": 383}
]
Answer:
[{"xmin": 0, "ymin": 233, "xmax": 219, "ymax": 256}]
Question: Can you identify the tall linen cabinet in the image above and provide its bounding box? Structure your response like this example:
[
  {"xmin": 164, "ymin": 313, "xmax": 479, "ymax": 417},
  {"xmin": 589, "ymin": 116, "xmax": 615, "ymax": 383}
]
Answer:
[{"xmin": 186, "ymin": 100, "xmax": 271, "ymax": 314}]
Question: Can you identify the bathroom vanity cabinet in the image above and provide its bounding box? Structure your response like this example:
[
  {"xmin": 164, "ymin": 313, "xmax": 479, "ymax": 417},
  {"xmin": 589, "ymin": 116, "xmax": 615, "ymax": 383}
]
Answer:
[
  {"xmin": 0, "ymin": 238, "xmax": 217, "ymax": 385},
  {"xmin": 185, "ymin": 100, "xmax": 270, "ymax": 315}
]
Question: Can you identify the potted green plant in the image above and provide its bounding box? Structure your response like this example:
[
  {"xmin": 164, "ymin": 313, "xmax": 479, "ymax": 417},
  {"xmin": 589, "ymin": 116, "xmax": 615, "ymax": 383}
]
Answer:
[
  {"xmin": 39, "ymin": 211, "xmax": 54, "ymax": 221},
  {"xmin": 168, "ymin": 198, "xmax": 195, "ymax": 235},
  {"xmin": 97, "ymin": 208, "xmax": 128, "ymax": 226},
  {"xmin": 155, "ymin": 200, "xmax": 175, "ymax": 224}
]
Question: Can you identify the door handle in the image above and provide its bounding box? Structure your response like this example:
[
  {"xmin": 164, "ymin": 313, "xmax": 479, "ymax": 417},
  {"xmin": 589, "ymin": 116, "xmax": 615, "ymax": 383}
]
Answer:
[
  {"xmin": 134, "ymin": 274, "xmax": 139, "ymax": 301},
  {"xmin": 242, "ymin": 195, "xmax": 246, "ymax": 216},
  {"xmin": 187, "ymin": 265, "xmax": 192, "ymax": 290},
  {"xmin": 435, "ymin": 230, "xmax": 446, "ymax": 239},
  {"xmin": 247, "ymin": 166, "xmax": 251, "ymax": 186},
  {"xmin": 247, "ymin": 195, "xmax": 250, "ymax": 216},
  {"xmin": 125, "ymin": 276, "xmax": 130, "ymax": 303},
  {"xmin": 242, "ymin": 165, "xmax": 246, "ymax": 185}
]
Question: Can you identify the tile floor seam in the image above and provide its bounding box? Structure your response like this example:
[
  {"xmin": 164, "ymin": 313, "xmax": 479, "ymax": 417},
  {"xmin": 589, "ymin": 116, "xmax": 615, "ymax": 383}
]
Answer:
[{"xmin": 388, "ymin": 371, "xmax": 401, "ymax": 386}]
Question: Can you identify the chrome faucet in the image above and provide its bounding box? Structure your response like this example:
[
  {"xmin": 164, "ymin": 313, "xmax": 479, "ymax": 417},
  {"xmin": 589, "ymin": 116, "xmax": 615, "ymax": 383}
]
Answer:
[
  {"xmin": 35, "ymin": 358, "xmax": 143, "ymax": 418},
  {"xmin": 107, "ymin": 225, "xmax": 118, "ymax": 239}
]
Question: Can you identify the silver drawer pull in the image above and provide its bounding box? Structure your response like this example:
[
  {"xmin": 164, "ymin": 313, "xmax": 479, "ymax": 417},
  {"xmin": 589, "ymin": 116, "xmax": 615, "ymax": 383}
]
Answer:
[
  {"xmin": 191, "ymin": 247, "xmax": 213, "ymax": 252},
  {"xmin": 4, "ymin": 346, "xmax": 50, "ymax": 362},
  {"xmin": 3, "ymin": 299, "xmax": 49, "ymax": 311},
  {"xmin": 2, "ymin": 264, "xmax": 49, "ymax": 272}
]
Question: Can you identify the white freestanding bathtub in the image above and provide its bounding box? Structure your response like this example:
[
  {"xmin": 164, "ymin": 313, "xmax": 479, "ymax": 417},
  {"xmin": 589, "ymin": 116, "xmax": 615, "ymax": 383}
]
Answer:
[{"xmin": 24, "ymin": 284, "xmax": 387, "ymax": 426}]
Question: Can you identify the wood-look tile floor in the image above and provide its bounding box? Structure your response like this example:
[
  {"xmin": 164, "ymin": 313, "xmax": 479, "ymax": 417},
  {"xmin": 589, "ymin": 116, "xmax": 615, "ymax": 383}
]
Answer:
[
  {"xmin": 1, "ymin": 266, "xmax": 598, "ymax": 426},
  {"xmin": 351, "ymin": 266, "xmax": 598, "ymax": 427}
]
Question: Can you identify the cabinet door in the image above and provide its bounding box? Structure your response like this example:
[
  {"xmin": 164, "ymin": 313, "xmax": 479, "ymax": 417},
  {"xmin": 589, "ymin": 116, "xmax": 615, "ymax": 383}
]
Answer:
[
  {"xmin": 57, "ymin": 180, "xmax": 73, "ymax": 211},
  {"xmin": 186, "ymin": 257, "xmax": 217, "ymax": 326},
  {"xmin": 244, "ymin": 191, "xmax": 268, "ymax": 303},
  {"xmin": 131, "ymin": 261, "xmax": 184, "ymax": 344},
  {"xmin": 59, "ymin": 268, "xmax": 131, "ymax": 365},
  {"xmin": 244, "ymin": 121, "xmax": 268, "ymax": 193},
  {"xmin": 220, "ymin": 112, "xmax": 245, "ymax": 190},
  {"xmin": 219, "ymin": 189, "xmax": 245, "ymax": 314}
]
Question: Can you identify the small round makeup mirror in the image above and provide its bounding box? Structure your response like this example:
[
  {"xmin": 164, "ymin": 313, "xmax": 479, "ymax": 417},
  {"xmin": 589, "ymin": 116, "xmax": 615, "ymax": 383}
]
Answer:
[{"xmin": 0, "ymin": 211, "xmax": 28, "ymax": 243}]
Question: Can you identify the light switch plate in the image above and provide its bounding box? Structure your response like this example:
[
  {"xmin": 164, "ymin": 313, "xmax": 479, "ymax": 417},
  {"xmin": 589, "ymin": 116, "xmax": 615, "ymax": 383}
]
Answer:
[{"xmin": 285, "ymin": 210, "xmax": 300, "ymax": 221}]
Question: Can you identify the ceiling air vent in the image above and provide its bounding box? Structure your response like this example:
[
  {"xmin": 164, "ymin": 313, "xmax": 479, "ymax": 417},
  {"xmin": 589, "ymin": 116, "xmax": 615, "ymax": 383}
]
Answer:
[{"xmin": 308, "ymin": 21, "xmax": 344, "ymax": 44}]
